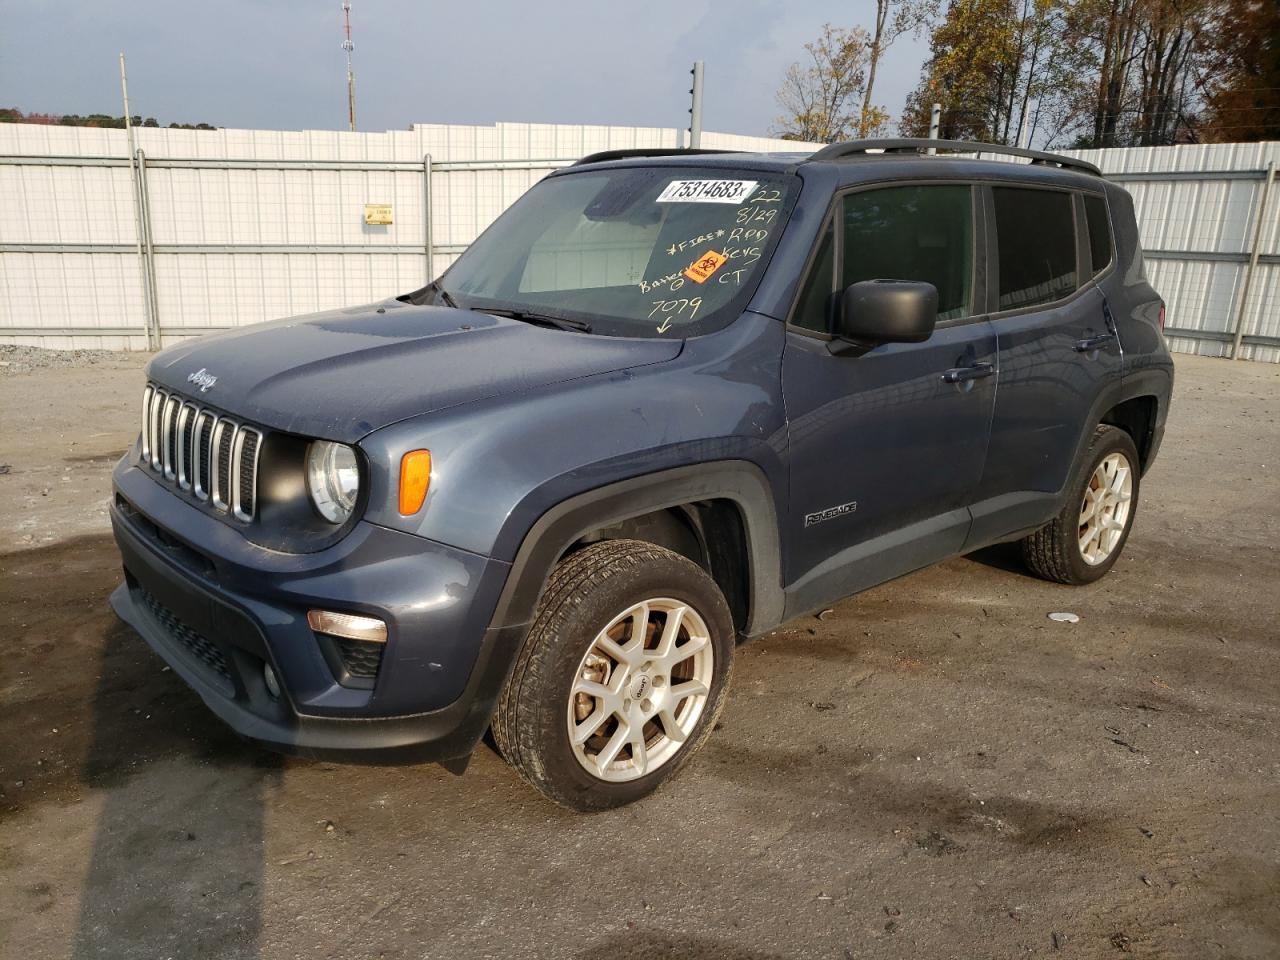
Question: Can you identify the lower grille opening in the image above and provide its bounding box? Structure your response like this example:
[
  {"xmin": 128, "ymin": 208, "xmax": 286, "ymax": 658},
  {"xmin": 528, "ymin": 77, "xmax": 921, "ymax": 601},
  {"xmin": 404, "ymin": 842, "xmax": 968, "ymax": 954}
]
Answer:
[
  {"xmin": 315, "ymin": 633, "xmax": 384, "ymax": 689},
  {"xmin": 334, "ymin": 637, "xmax": 384, "ymax": 679},
  {"xmin": 138, "ymin": 587, "xmax": 234, "ymax": 696},
  {"xmin": 117, "ymin": 496, "xmax": 216, "ymax": 581}
]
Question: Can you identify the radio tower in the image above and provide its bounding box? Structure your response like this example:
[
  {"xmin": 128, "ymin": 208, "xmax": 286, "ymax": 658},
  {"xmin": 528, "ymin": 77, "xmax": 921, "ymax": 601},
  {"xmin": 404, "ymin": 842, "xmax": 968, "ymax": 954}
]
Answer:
[{"xmin": 341, "ymin": 1, "xmax": 356, "ymax": 131}]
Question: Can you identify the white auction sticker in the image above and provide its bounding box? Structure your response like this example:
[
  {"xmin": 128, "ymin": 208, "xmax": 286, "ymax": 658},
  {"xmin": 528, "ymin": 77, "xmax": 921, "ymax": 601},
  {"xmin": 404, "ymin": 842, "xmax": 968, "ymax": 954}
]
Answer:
[{"xmin": 656, "ymin": 179, "xmax": 759, "ymax": 204}]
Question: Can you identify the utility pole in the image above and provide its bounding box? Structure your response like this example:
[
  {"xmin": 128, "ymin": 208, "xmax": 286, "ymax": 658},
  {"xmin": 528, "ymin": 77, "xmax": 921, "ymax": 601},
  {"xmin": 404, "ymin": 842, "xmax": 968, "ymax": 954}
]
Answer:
[
  {"xmin": 120, "ymin": 53, "xmax": 157, "ymax": 350},
  {"xmin": 119, "ymin": 53, "xmax": 137, "ymax": 160},
  {"xmin": 687, "ymin": 61, "xmax": 704, "ymax": 149},
  {"xmin": 342, "ymin": 1, "xmax": 356, "ymax": 131},
  {"xmin": 1016, "ymin": 98, "xmax": 1036, "ymax": 149},
  {"xmin": 928, "ymin": 102, "xmax": 941, "ymax": 154}
]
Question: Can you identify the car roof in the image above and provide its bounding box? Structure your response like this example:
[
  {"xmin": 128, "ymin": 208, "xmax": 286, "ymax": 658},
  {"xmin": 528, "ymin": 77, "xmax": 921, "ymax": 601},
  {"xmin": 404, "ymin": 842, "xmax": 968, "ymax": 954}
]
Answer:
[
  {"xmin": 564, "ymin": 141, "xmax": 1105, "ymax": 191},
  {"xmin": 557, "ymin": 151, "xmax": 813, "ymax": 175}
]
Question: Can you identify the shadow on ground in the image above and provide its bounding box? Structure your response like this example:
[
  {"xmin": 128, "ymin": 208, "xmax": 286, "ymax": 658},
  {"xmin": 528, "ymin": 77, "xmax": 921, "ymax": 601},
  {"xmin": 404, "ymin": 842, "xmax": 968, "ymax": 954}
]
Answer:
[{"xmin": 1, "ymin": 535, "xmax": 281, "ymax": 959}]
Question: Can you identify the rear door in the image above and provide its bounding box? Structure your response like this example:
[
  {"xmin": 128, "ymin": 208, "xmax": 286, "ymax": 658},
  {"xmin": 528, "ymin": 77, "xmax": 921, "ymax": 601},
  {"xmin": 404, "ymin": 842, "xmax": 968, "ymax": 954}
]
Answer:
[
  {"xmin": 966, "ymin": 184, "xmax": 1124, "ymax": 547},
  {"xmin": 781, "ymin": 182, "xmax": 997, "ymax": 615}
]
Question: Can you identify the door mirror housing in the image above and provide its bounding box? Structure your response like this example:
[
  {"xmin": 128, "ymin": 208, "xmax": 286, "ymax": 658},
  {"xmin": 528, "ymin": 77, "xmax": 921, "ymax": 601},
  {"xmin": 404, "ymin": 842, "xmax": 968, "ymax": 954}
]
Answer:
[{"xmin": 836, "ymin": 280, "xmax": 938, "ymax": 346}]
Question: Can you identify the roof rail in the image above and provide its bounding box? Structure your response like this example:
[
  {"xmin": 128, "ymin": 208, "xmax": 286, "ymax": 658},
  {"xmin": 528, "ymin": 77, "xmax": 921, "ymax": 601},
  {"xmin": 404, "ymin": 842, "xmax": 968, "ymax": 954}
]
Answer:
[
  {"xmin": 805, "ymin": 138, "xmax": 1101, "ymax": 177},
  {"xmin": 572, "ymin": 147, "xmax": 745, "ymax": 167}
]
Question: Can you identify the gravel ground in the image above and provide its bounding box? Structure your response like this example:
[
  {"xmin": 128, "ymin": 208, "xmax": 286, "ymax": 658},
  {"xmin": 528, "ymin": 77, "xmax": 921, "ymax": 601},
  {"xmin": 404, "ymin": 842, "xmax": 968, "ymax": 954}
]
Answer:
[
  {"xmin": 0, "ymin": 348, "xmax": 146, "ymax": 551},
  {"xmin": 0, "ymin": 345, "xmax": 139, "ymax": 377},
  {"xmin": 1, "ymin": 350, "xmax": 1278, "ymax": 960}
]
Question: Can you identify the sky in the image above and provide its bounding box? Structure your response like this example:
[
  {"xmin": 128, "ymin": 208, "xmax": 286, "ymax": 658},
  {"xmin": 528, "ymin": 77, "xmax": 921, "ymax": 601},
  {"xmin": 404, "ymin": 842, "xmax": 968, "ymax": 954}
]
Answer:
[{"xmin": 0, "ymin": 0, "xmax": 930, "ymax": 138}]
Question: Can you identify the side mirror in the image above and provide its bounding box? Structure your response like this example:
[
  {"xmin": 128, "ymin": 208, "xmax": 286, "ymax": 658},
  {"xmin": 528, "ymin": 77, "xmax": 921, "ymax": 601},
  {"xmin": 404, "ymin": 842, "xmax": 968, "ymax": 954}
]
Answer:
[{"xmin": 835, "ymin": 280, "xmax": 938, "ymax": 347}]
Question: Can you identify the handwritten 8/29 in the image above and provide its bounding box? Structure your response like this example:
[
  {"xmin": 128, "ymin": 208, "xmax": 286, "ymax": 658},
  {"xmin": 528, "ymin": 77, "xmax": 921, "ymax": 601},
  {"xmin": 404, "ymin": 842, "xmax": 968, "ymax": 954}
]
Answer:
[{"xmin": 735, "ymin": 205, "xmax": 778, "ymax": 225}]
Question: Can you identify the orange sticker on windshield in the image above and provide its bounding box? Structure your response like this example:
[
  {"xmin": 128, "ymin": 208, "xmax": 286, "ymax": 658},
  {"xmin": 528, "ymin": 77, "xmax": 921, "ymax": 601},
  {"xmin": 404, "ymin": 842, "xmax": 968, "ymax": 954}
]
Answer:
[{"xmin": 684, "ymin": 249, "xmax": 727, "ymax": 284}]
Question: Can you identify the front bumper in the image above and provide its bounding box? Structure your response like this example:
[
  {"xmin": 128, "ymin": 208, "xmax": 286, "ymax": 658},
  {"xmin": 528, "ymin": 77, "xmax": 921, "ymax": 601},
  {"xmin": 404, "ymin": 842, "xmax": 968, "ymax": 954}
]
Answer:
[{"xmin": 109, "ymin": 459, "xmax": 523, "ymax": 763}]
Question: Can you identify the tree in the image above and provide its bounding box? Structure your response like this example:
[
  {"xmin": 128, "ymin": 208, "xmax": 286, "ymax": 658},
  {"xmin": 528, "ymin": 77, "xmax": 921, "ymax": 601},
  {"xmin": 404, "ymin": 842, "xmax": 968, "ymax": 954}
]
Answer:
[
  {"xmin": 1198, "ymin": 0, "xmax": 1280, "ymax": 141},
  {"xmin": 1072, "ymin": 0, "xmax": 1208, "ymax": 146},
  {"xmin": 903, "ymin": 0, "xmax": 1094, "ymax": 145},
  {"xmin": 0, "ymin": 108, "xmax": 217, "ymax": 129},
  {"xmin": 903, "ymin": 0, "xmax": 1216, "ymax": 148},
  {"xmin": 858, "ymin": 0, "xmax": 941, "ymax": 136},
  {"xmin": 1134, "ymin": 0, "xmax": 1209, "ymax": 144},
  {"xmin": 1083, "ymin": 0, "xmax": 1144, "ymax": 146},
  {"xmin": 774, "ymin": 24, "xmax": 873, "ymax": 142},
  {"xmin": 901, "ymin": 0, "xmax": 1021, "ymax": 140}
]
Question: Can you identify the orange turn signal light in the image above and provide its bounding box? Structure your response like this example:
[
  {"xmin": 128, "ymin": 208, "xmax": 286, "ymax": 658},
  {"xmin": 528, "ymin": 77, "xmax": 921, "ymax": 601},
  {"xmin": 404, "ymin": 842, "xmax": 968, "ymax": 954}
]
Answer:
[{"xmin": 399, "ymin": 449, "xmax": 431, "ymax": 515}]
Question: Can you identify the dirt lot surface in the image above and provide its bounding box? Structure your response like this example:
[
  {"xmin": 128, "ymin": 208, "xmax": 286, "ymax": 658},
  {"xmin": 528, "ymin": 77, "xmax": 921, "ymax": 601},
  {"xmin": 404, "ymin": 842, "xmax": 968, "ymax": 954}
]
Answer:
[{"xmin": 1, "ymin": 348, "xmax": 1278, "ymax": 960}]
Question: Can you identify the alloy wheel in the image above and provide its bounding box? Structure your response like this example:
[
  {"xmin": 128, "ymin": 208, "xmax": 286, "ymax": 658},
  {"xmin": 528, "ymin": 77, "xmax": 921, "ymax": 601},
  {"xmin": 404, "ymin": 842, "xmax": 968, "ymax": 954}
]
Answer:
[
  {"xmin": 1078, "ymin": 451, "xmax": 1134, "ymax": 565},
  {"xmin": 566, "ymin": 598, "xmax": 714, "ymax": 783}
]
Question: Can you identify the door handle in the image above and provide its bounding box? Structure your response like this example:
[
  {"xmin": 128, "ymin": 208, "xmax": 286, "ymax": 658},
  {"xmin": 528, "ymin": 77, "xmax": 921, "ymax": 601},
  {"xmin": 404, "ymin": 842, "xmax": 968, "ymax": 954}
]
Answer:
[
  {"xmin": 1074, "ymin": 332, "xmax": 1116, "ymax": 352},
  {"xmin": 941, "ymin": 361, "xmax": 995, "ymax": 383}
]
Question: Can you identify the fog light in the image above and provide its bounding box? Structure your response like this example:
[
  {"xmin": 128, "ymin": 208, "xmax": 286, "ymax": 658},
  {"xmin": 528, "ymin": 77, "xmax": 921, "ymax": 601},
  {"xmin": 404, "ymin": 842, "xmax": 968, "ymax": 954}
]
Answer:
[
  {"xmin": 307, "ymin": 609, "xmax": 388, "ymax": 643},
  {"xmin": 263, "ymin": 662, "xmax": 281, "ymax": 699}
]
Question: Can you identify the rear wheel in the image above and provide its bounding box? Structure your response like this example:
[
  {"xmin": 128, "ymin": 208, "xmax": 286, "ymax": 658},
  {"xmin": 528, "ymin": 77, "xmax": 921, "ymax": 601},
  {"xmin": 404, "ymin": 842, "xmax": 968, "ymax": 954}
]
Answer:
[
  {"xmin": 1021, "ymin": 424, "xmax": 1140, "ymax": 585},
  {"xmin": 493, "ymin": 539, "xmax": 734, "ymax": 811}
]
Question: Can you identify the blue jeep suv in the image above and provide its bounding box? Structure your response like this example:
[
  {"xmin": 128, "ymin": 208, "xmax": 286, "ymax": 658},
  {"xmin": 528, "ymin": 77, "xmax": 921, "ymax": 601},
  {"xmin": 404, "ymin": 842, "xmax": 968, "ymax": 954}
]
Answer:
[{"xmin": 110, "ymin": 139, "xmax": 1173, "ymax": 810}]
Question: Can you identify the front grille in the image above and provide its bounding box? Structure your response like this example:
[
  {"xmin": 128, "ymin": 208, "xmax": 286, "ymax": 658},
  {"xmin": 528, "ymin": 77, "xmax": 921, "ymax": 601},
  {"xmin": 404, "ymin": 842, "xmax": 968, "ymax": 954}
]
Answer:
[
  {"xmin": 162, "ymin": 395, "xmax": 179, "ymax": 479},
  {"xmin": 211, "ymin": 419, "xmax": 236, "ymax": 511},
  {"xmin": 333, "ymin": 637, "xmax": 384, "ymax": 680},
  {"xmin": 235, "ymin": 430, "xmax": 260, "ymax": 520},
  {"xmin": 176, "ymin": 403, "xmax": 196, "ymax": 489},
  {"xmin": 140, "ymin": 384, "xmax": 263, "ymax": 522},
  {"xmin": 193, "ymin": 410, "xmax": 216, "ymax": 498},
  {"xmin": 138, "ymin": 587, "xmax": 234, "ymax": 695}
]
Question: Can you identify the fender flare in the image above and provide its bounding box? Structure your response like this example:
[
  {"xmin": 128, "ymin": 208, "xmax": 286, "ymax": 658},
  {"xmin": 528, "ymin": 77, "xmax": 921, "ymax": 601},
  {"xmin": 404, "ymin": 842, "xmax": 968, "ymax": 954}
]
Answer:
[
  {"xmin": 487, "ymin": 461, "xmax": 785, "ymax": 637},
  {"xmin": 1070, "ymin": 367, "xmax": 1171, "ymax": 482}
]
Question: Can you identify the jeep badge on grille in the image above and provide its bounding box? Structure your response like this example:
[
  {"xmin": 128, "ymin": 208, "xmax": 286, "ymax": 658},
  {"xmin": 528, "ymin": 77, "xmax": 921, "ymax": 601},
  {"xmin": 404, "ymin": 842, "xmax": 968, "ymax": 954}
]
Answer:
[{"xmin": 187, "ymin": 368, "xmax": 218, "ymax": 393}]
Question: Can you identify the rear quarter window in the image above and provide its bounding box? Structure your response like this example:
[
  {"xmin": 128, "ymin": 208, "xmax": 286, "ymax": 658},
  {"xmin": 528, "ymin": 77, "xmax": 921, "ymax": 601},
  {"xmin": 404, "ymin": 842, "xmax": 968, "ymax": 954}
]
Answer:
[
  {"xmin": 1083, "ymin": 194, "xmax": 1113, "ymax": 276},
  {"xmin": 993, "ymin": 187, "xmax": 1078, "ymax": 310}
]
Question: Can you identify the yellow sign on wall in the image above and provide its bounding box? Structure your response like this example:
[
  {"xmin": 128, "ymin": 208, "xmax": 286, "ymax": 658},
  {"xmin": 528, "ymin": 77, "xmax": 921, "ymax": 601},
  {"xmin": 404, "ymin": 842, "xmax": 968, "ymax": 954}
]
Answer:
[{"xmin": 364, "ymin": 204, "xmax": 393, "ymax": 225}]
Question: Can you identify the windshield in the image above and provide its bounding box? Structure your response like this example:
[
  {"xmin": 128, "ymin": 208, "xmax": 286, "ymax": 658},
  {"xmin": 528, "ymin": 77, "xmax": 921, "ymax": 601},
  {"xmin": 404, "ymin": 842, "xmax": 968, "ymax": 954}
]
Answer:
[{"xmin": 438, "ymin": 165, "xmax": 799, "ymax": 338}]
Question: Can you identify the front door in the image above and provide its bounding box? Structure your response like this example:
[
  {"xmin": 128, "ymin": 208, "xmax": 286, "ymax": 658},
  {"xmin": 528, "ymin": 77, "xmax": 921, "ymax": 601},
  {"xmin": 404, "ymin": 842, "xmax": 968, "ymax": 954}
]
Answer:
[{"xmin": 781, "ymin": 182, "xmax": 997, "ymax": 617}]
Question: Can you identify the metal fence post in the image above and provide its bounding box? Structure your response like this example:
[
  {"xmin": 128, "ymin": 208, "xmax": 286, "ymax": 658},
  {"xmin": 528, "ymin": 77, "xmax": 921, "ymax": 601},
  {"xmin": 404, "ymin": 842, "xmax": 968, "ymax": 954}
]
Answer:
[
  {"xmin": 136, "ymin": 149, "xmax": 162, "ymax": 347},
  {"xmin": 1231, "ymin": 158, "xmax": 1277, "ymax": 360},
  {"xmin": 125, "ymin": 150, "xmax": 155, "ymax": 349},
  {"xmin": 422, "ymin": 153, "xmax": 434, "ymax": 284}
]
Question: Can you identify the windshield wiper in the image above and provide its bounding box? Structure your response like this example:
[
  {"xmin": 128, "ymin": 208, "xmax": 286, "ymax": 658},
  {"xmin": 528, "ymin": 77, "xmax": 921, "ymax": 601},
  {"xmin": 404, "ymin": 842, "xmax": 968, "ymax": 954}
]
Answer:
[
  {"xmin": 432, "ymin": 282, "xmax": 459, "ymax": 309},
  {"xmin": 399, "ymin": 279, "xmax": 459, "ymax": 308},
  {"xmin": 473, "ymin": 306, "xmax": 592, "ymax": 334}
]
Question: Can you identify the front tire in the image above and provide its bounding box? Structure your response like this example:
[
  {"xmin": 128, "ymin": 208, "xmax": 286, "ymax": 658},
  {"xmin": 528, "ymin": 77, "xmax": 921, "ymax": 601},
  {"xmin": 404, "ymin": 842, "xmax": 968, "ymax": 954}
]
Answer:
[
  {"xmin": 493, "ymin": 540, "xmax": 734, "ymax": 811},
  {"xmin": 1021, "ymin": 424, "xmax": 1141, "ymax": 585}
]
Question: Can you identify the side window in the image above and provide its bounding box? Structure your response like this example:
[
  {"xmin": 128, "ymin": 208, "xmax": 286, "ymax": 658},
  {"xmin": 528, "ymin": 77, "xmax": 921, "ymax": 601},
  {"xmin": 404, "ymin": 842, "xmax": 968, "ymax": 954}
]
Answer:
[
  {"xmin": 791, "ymin": 221, "xmax": 835, "ymax": 331},
  {"xmin": 993, "ymin": 187, "xmax": 1078, "ymax": 310},
  {"xmin": 841, "ymin": 185, "xmax": 974, "ymax": 321},
  {"xmin": 1083, "ymin": 194, "xmax": 1113, "ymax": 276}
]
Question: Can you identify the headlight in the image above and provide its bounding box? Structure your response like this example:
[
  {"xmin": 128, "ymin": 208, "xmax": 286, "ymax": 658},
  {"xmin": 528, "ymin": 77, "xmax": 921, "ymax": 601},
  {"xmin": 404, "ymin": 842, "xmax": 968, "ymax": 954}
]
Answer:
[{"xmin": 306, "ymin": 440, "xmax": 359, "ymax": 524}]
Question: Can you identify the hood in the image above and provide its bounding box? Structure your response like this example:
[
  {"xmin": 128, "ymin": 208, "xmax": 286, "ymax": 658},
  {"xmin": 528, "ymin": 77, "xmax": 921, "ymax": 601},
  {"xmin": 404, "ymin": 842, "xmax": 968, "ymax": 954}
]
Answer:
[{"xmin": 147, "ymin": 300, "xmax": 683, "ymax": 443}]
